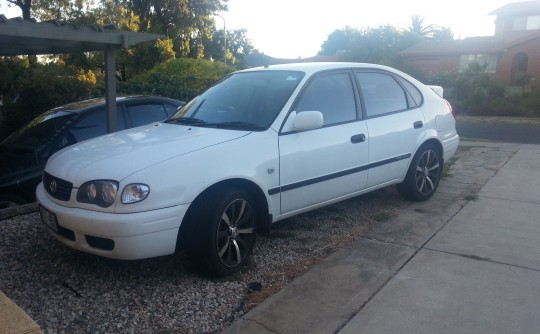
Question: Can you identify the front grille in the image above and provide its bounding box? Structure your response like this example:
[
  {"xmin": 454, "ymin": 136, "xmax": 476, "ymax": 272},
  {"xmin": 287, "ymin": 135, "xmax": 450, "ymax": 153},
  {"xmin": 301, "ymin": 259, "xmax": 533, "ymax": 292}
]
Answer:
[{"xmin": 43, "ymin": 172, "xmax": 73, "ymax": 201}]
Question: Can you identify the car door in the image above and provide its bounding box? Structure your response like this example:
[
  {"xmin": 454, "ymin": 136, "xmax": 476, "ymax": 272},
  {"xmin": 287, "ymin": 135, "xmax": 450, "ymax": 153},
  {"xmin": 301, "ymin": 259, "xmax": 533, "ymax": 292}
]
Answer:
[
  {"xmin": 278, "ymin": 71, "xmax": 369, "ymax": 215},
  {"xmin": 355, "ymin": 71, "xmax": 426, "ymax": 188}
]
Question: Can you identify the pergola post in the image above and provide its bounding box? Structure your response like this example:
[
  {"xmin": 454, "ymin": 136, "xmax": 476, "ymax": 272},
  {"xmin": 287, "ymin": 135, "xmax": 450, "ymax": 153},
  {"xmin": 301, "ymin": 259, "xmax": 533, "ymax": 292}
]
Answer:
[{"xmin": 104, "ymin": 45, "xmax": 117, "ymax": 134}]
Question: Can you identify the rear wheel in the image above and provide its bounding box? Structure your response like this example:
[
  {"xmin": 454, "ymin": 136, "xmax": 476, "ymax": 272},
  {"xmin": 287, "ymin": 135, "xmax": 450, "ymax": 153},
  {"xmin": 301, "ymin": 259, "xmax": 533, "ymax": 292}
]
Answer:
[
  {"xmin": 188, "ymin": 187, "xmax": 257, "ymax": 276},
  {"xmin": 397, "ymin": 143, "xmax": 442, "ymax": 201}
]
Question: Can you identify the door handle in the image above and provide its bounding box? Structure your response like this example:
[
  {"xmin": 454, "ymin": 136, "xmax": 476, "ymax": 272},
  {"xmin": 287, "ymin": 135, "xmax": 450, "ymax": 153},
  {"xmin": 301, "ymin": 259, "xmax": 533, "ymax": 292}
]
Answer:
[
  {"xmin": 414, "ymin": 121, "xmax": 423, "ymax": 129},
  {"xmin": 350, "ymin": 134, "xmax": 366, "ymax": 143}
]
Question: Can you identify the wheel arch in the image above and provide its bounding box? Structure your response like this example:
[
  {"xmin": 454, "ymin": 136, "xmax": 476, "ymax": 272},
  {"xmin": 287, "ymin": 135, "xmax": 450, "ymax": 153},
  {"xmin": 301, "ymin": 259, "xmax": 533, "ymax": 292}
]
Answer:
[
  {"xmin": 418, "ymin": 137, "xmax": 444, "ymax": 163},
  {"xmin": 177, "ymin": 178, "xmax": 271, "ymax": 251}
]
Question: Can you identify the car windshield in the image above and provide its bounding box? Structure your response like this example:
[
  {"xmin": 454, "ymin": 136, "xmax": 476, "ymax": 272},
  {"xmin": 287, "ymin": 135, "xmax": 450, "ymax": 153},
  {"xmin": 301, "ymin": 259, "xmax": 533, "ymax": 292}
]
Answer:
[
  {"xmin": 166, "ymin": 70, "xmax": 305, "ymax": 130},
  {"xmin": 0, "ymin": 109, "xmax": 79, "ymax": 155}
]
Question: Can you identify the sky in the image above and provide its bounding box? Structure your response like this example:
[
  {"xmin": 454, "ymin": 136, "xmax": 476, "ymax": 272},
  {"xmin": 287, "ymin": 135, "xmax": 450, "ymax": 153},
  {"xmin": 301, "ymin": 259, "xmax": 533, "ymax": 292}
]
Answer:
[
  {"xmin": 0, "ymin": 0, "xmax": 528, "ymax": 59},
  {"xmin": 215, "ymin": 0, "xmax": 526, "ymax": 58}
]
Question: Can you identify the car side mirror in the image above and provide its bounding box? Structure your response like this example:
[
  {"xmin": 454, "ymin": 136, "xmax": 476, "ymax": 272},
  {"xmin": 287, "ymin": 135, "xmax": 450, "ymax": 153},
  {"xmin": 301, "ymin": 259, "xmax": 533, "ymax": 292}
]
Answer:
[
  {"xmin": 291, "ymin": 111, "xmax": 324, "ymax": 131},
  {"xmin": 294, "ymin": 111, "xmax": 324, "ymax": 130}
]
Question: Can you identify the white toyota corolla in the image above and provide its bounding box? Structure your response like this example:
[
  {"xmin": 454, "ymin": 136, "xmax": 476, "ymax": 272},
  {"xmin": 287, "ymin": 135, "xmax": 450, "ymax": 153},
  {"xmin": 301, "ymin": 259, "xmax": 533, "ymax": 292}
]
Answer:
[{"xmin": 37, "ymin": 62, "xmax": 459, "ymax": 276}]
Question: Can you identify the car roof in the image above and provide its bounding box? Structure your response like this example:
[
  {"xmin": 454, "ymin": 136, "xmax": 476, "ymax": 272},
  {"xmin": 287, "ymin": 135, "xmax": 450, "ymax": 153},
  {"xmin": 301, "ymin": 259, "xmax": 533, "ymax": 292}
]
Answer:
[
  {"xmin": 238, "ymin": 62, "xmax": 398, "ymax": 76},
  {"xmin": 237, "ymin": 62, "xmax": 428, "ymax": 91},
  {"xmin": 51, "ymin": 96, "xmax": 183, "ymax": 114}
]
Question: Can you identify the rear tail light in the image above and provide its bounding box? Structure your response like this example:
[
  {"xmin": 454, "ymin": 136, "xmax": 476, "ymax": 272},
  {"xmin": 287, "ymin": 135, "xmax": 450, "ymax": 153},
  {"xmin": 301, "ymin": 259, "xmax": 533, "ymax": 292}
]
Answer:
[{"xmin": 445, "ymin": 100, "xmax": 456, "ymax": 119}]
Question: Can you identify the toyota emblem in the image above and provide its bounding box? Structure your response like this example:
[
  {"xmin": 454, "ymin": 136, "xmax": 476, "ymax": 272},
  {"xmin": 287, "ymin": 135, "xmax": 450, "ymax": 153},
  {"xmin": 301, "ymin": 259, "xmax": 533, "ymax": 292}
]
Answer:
[{"xmin": 50, "ymin": 180, "xmax": 57, "ymax": 193}]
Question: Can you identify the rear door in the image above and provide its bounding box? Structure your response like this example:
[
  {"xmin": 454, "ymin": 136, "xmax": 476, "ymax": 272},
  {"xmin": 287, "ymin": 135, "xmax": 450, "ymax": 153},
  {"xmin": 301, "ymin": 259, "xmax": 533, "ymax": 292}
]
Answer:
[{"xmin": 355, "ymin": 71, "xmax": 426, "ymax": 188}]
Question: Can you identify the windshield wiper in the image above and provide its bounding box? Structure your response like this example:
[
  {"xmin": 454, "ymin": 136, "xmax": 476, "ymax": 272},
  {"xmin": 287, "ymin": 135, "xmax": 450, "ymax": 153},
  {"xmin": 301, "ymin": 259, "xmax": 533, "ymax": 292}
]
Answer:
[
  {"xmin": 164, "ymin": 117, "xmax": 208, "ymax": 125},
  {"xmin": 205, "ymin": 121, "xmax": 265, "ymax": 131}
]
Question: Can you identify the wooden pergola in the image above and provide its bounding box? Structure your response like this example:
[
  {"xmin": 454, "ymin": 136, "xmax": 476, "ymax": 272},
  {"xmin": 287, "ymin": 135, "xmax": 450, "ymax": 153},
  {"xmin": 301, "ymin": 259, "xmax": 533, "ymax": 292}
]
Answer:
[{"xmin": 0, "ymin": 15, "xmax": 164, "ymax": 133}]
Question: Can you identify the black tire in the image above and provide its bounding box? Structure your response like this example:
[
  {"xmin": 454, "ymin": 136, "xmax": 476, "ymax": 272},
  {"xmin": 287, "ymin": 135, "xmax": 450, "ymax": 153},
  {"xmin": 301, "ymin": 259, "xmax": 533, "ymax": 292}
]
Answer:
[
  {"xmin": 397, "ymin": 143, "xmax": 442, "ymax": 202},
  {"xmin": 187, "ymin": 187, "xmax": 257, "ymax": 276}
]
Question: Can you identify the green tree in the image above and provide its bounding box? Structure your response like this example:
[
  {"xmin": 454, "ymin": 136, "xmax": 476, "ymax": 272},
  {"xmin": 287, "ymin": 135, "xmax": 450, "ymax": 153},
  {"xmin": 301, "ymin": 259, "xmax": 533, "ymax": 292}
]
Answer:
[
  {"xmin": 202, "ymin": 28, "xmax": 253, "ymax": 66},
  {"xmin": 404, "ymin": 15, "xmax": 453, "ymax": 43},
  {"xmin": 406, "ymin": 15, "xmax": 440, "ymax": 39},
  {"xmin": 431, "ymin": 27, "xmax": 454, "ymax": 41},
  {"xmin": 117, "ymin": 0, "xmax": 227, "ymax": 57},
  {"xmin": 325, "ymin": 25, "xmax": 407, "ymax": 66},
  {"xmin": 32, "ymin": 0, "xmax": 91, "ymax": 21},
  {"xmin": 319, "ymin": 26, "xmax": 359, "ymax": 56}
]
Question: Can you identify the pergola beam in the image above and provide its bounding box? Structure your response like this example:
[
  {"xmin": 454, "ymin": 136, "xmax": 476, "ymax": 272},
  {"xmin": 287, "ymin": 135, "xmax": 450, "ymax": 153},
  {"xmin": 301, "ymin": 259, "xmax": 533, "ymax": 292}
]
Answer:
[{"xmin": 0, "ymin": 15, "xmax": 164, "ymax": 133}]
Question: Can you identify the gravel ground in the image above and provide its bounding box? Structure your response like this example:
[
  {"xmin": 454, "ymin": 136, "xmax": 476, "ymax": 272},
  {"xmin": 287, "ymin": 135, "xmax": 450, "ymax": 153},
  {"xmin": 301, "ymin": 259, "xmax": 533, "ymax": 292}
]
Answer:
[{"xmin": 0, "ymin": 187, "xmax": 402, "ymax": 334}]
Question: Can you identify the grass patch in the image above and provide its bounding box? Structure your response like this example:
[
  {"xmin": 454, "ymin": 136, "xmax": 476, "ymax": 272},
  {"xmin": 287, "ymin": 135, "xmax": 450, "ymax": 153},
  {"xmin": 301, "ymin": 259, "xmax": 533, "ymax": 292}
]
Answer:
[
  {"xmin": 442, "ymin": 146, "xmax": 471, "ymax": 179},
  {"xmin": 464, "ymin": 194, "xmax": 479, "ymax": 201},
  {"xmin": 459, "ymin": 137, "xmax": 492, "ymax": 142},
  {"xmin": 373, "ymin": 212, "xmax": 394, "ymax": 222}
]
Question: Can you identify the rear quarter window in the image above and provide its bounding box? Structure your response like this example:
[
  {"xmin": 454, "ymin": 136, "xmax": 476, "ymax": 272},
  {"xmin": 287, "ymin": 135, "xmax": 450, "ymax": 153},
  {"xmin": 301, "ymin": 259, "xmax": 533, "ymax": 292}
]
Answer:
[{"xmin": 396, "ymin": 76, "xmax": 423, "ymax": 108}]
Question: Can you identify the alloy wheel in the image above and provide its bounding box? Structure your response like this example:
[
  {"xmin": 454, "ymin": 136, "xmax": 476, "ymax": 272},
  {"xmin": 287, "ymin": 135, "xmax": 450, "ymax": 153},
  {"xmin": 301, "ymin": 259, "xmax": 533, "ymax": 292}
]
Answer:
[
  {"xmin": 414, "ymin": 149, "xmax": 440, "ymax": 196},
  {"xmin": 216, "ymin": 198, "xmax": 256, "ymax": 268}
]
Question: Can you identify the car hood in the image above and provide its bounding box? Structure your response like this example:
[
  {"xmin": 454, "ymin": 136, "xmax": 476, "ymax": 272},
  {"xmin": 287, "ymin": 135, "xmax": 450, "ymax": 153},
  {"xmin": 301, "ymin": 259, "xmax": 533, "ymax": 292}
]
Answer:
[{"xmin": 46, "ymin": 123, "xmax": 250, "ymax": 185}]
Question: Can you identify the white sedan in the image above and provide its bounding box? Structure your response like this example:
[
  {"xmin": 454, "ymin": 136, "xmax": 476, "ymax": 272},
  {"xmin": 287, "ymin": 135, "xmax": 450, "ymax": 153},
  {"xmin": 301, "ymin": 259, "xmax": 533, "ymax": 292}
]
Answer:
[{"xmin": 37, "ymin": 62, "xmax": 459, "ymax": 276}]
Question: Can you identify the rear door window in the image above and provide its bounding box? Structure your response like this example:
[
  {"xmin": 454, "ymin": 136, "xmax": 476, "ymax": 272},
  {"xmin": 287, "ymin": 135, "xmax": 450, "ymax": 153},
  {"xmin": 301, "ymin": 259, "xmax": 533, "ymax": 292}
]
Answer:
[
  {"xmin": 356, "ymin": 72, "xmax": 408, "ymax": 118},
  {"xmin": 126, "ymin": 103, "xmax": 168, "ymax": 127},
  {"xmin": 69, "ymin": 106, "xmax": 126, "ymax": 143},
  {"xmin": 70, "ymin": 108, "xmax": 107, "ymax": 143}
]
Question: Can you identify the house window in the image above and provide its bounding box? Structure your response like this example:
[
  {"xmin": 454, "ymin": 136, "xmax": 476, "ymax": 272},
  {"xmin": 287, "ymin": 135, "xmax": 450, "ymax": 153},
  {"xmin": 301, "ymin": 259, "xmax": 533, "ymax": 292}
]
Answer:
[
  {"xmin": 511, "ymin": 52, "xmax": 529, "ymax": 85},
  {"xmin": 458, "ymin": 54, "xmax": 498, "ymax": 73},
  {"xmin": 513, "ymin": 15, "xmax": 540, "ymax": 31}
]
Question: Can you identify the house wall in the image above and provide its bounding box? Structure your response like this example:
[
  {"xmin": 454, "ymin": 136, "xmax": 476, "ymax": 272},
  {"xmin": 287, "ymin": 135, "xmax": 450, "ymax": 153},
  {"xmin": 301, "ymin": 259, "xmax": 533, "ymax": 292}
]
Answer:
[
  {"xmin": 401, "ymin": 55, "xmax": 460, "ymax": 77},
  {"xmin": 495, "ymin": 38, "xmax": 540, "ymax": 85},
  {"xmin": 494, "ymin": 15, "xmax": 515, "ymax": 37}
]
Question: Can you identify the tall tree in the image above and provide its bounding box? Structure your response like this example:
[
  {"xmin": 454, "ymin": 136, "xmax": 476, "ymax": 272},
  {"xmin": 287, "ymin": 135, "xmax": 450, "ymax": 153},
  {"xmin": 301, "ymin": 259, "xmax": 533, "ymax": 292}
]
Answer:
[
  {"xmin": 202, "ymin": 28, "xmax": 253, "ymax": 65},
  {"xmin": 320, "ymin": 25, "xmax": 407, "ymax": 66},
  {"xmin": 319, "ymin": 26, "xmax": 359, "ymax": 56},
  {"xmin": 3, "ymin": 0, "xmax": 93, "ymax": 21},
  {"xmin": 406, "ymin": 15, "xmax": 439, "ymax": 38},
  {"xmin": 4, "ymin": 0, "xmax": 32, "ymax": 19},
  {"xmin": 32, "ymin": 0, "xmax": 90, "ymax": 21},
  {"xmin": 405, "ymin": 14, "xmax": 453, "ymax": 42}
]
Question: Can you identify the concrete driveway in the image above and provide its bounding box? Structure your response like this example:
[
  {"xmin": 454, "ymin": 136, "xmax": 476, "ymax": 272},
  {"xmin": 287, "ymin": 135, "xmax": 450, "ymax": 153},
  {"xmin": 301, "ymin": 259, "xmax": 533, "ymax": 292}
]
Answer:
[{"xmin": 224, "ymin": 141, "xmax": 540, "ymax": 334}]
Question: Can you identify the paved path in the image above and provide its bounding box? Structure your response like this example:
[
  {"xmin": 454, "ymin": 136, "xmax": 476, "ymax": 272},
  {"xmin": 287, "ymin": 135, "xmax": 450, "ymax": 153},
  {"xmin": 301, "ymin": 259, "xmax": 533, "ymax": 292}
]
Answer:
[{"xmin": 224, "ymin": 141, "xmax": 540, "ymax": 333}]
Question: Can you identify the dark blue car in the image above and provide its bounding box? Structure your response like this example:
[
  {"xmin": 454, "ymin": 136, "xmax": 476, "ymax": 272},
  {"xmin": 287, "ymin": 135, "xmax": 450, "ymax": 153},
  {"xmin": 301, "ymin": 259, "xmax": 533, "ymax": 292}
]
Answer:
[{"xmin": 0, "ymin": 96, "xmax": 184, "ymax": 208}]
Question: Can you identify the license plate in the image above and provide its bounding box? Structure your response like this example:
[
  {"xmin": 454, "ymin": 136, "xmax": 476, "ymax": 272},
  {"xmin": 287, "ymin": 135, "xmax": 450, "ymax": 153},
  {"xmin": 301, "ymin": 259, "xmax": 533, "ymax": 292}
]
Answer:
[{"xmin": 39, "ymin": 206, "xmax": 58, "ymax": 233}]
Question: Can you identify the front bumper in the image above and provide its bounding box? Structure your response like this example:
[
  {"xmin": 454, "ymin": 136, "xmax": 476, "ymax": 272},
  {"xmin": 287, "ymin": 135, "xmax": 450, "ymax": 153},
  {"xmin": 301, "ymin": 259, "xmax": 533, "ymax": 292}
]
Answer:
[{"xmin": 36, "ymin": 183, "xmax": 189, "ymax": 260}]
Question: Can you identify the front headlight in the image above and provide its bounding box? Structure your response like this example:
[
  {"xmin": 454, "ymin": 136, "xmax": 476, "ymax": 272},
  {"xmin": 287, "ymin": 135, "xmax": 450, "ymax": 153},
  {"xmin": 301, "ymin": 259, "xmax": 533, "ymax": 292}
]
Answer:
[
  {"xmin": 77, "ymin": 180, "xmax": 119, "ymax": 207},
  {"xmin": 121, "ymin": 184, "xmax": 150, "ymax": 204}
]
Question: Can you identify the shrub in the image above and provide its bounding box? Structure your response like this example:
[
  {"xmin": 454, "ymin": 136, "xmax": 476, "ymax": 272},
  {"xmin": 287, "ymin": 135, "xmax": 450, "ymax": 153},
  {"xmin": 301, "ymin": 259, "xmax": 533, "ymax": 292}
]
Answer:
[
  {"xmin": 0, "ymin": 62, "xmax": 95, "ymax": 141},
  {"xmin": 521, "ymin": 83, "xmax": 540, "ymax": 117},
  {"xmin": 445, "ymin": 67, "xmax": 507, "ymax": 115},
  {"xmin": 119, "ymin": 58, "xmax": 235, "ymax": 101}
]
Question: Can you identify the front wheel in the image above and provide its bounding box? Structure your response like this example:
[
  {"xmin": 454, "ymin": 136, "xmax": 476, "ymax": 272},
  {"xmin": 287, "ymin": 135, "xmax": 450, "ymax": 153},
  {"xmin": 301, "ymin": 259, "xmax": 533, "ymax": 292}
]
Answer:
[
  {"xmin": 397, "ymin": 143, "xmax": 442, "ymax": 201},
  {"xmin": 189, "ymin": 188, "xmax": 257, "ymax": 276}
]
